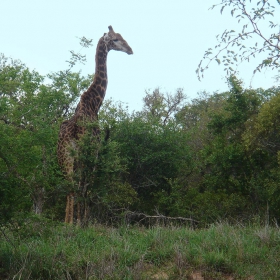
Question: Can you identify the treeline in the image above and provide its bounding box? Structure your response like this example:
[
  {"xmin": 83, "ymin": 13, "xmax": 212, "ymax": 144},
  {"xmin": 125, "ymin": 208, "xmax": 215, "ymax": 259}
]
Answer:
[{"xmin": 1, "ymin": 54, "xmax": 280, "ymax": 226}]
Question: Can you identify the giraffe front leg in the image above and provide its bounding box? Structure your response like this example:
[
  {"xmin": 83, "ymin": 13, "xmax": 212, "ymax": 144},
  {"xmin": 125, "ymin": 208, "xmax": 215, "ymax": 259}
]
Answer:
[
  {"xmin": 77, "ymin": 201, "xmax": 81, "ymax": 226},
  {"xmin": 65, "ymin": 194, "xmax": 70, "ymax": 223},
  {"xmin": 65, "ymin": 193, "xmax": 74, "ymax": 224},
  {"xmin": 69, "ymin": 192, "xmax": 74, "ymax": 224}
]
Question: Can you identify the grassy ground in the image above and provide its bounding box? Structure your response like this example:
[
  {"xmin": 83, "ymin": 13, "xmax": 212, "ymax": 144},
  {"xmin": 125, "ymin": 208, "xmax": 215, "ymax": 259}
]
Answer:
[{"xmin": 1, "ymin": 218, "xmax": 280, "ymax": 279}]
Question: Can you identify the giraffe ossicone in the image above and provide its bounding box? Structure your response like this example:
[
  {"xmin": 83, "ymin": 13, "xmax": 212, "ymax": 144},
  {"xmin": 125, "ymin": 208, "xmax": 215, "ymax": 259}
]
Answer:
[{"xmin": 57, "ymin": 26, "xmax": 133, "ymax": 224}]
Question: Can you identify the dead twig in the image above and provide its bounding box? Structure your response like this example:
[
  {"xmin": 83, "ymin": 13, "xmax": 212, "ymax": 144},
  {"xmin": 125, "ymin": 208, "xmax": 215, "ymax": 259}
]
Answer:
[{"xmin": 125, "ymin": 211, "xmax": 199, "ymax": 225}]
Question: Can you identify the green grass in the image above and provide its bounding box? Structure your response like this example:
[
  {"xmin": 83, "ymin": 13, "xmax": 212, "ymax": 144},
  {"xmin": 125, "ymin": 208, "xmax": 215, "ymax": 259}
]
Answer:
[{"xmin": 1, "ymin": 218, "xmax": 280, "ymax": 279}]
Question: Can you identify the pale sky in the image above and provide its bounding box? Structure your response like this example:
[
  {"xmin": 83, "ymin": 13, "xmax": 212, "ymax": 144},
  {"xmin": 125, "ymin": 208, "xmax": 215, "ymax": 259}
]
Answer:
[{"xmin": 1, "ymin": 0, "xmax": 279, "ymax": 111}]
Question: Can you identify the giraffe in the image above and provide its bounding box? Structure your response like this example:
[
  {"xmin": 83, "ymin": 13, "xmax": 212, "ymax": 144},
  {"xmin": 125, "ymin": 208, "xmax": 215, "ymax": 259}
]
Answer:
[{"xmin": 57, "ymin": 26, "xmax": 133, "ymax": 224}]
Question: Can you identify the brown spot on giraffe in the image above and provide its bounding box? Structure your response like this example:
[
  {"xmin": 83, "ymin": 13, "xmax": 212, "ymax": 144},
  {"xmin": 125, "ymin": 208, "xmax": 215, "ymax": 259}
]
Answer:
[{"xmin": 57, "ymin": 26, "xmax": 133, "ymax": 224}]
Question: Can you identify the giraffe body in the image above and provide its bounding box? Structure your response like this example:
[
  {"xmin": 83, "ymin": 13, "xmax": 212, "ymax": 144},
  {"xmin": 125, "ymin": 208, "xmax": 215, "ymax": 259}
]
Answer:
[{"xmin": 57, "ymin": 26, "xmax": 133, "ymax": 224}]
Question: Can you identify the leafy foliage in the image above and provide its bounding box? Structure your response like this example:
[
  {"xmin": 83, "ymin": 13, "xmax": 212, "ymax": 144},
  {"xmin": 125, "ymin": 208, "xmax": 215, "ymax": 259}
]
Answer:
[
  {"xmin": 1, "ymin": 51, "xmax": 280, "ymax": 226},
  {"xmin": 197, "ymin": 0, "xmax": 280, "ymax": 79},
  {"xmin": 0, "ymin": 54, "xmax": 91, "ymax": 222}
]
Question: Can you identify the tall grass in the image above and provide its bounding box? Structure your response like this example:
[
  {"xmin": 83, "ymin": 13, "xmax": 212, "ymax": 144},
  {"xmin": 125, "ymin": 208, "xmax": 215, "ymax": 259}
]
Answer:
[{"xmin": 1, "ymin": 217, "xmax": 280, "ymax": 279}]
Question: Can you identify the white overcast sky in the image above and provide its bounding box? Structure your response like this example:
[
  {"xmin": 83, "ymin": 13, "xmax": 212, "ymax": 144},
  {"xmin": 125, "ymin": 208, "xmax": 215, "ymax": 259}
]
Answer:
[{"xmin": 1, "ymin": 0, "xmax": 279, "ymax": 111}]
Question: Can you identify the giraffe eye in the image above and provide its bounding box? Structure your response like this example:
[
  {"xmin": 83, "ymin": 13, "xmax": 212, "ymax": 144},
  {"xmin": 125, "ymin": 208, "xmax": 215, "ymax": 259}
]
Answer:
[{"xmin": 113, "ymin": 39, "xmax": 118, "ymax": 42}]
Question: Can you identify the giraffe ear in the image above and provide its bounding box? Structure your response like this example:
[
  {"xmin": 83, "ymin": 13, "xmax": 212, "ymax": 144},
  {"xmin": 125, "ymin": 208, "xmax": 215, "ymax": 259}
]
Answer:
[{"xmin": 103, "ymin": 32, "xmax": 110, "ymax": 42}]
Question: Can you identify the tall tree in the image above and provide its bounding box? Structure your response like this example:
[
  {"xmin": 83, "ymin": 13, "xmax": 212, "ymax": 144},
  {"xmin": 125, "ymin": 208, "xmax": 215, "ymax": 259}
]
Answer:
[{"xmin": 0, "ymin": 54, "xmax": 91, "ymax": 221}]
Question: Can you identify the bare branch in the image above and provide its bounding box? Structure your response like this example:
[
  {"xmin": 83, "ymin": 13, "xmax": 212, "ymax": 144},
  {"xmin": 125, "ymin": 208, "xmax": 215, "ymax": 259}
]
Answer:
[{"xmin": 125, "ymin": 211, "xmax": 199, "ymax": 224}]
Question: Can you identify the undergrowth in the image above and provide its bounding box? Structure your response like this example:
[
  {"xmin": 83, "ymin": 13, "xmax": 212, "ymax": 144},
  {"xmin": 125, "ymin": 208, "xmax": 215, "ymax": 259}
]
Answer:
[{"xmin": 1, "ymin": 217, "xmax": 280, "ymax": 279}]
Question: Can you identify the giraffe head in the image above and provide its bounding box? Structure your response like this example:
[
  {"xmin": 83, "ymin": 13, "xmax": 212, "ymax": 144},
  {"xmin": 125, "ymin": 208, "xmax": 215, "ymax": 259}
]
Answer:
[{"xmin": 103, "ymin": 26, "xmax": 133, "ymax": 55}]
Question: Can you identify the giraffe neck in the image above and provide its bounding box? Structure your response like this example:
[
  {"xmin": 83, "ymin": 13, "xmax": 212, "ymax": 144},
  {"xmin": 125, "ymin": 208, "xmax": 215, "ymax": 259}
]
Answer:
[{"xmin": 80, "ymin": 37, "xmax": 108, "ymax": 116}]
